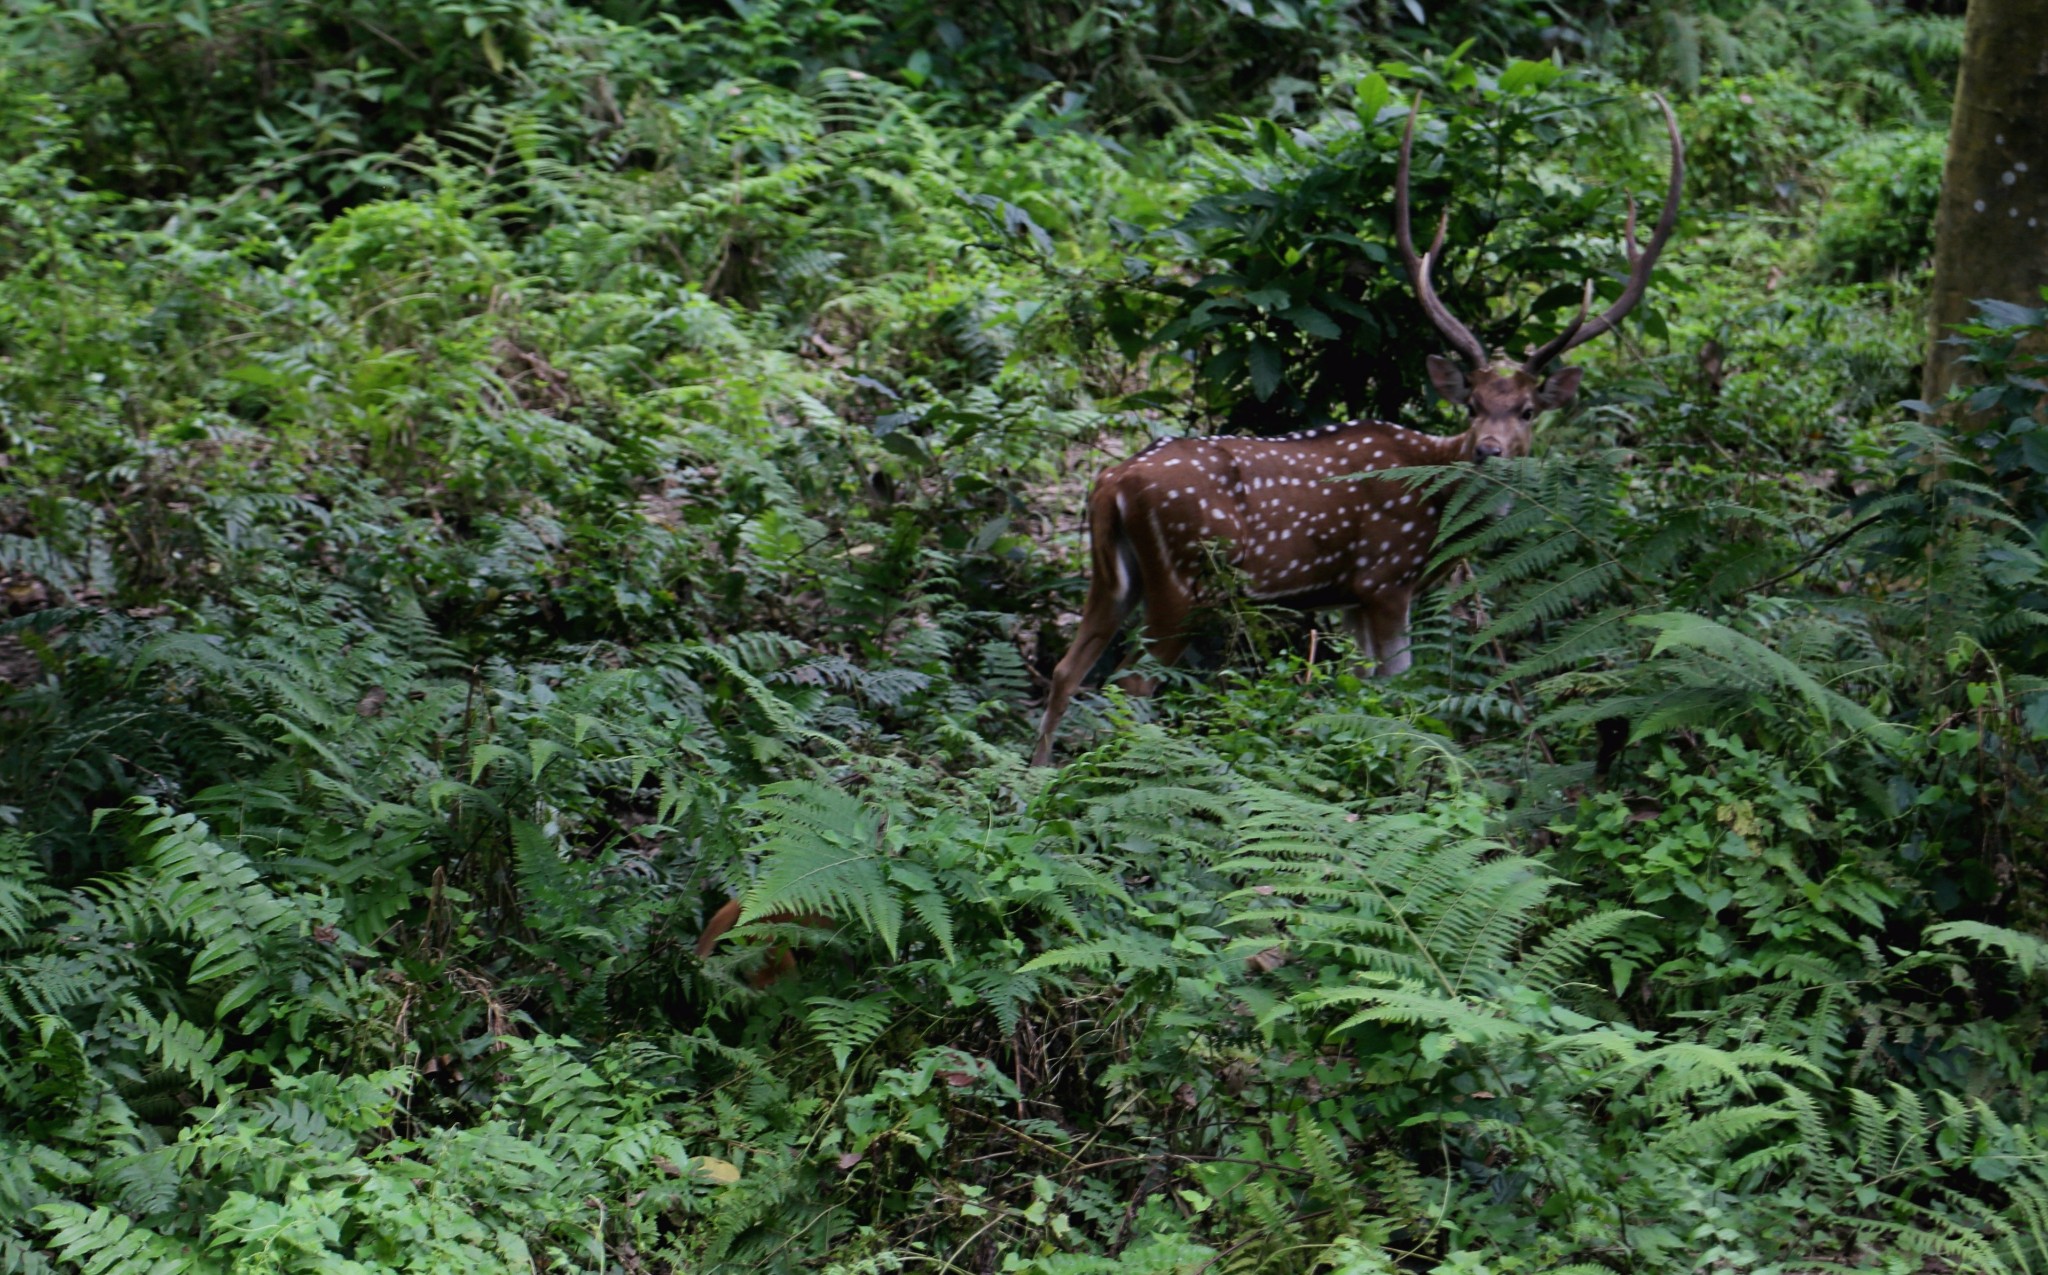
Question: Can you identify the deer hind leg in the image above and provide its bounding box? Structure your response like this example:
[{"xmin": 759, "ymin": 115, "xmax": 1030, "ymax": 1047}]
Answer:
[
  {"xmin": 1364, "ymin": 587, "xmax": 1415, "ymax": 677},
  {"xmin": 1114, "ymin": 573, "xmax": 1194, "ymax": 697},
  {"xmin": 1033, "ymin": 549, "xmax": 1196, "ymax": 766},
  {"xmin": 1033, "ymin": 540, "xmax": 1137, "ymax": 767},
  {"xmin": 1341, "ymin": 604, "xmax": 1380, "ymax": 674}
]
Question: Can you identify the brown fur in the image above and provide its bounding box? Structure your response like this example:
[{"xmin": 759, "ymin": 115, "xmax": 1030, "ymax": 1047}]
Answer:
[{"xmin": 695, "ymin": 899, "xmax": 830, "ymax": 990}]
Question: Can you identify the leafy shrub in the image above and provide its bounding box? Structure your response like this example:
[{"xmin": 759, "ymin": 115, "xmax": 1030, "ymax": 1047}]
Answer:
[
  {"xmin": 1122, "ymin": 55, "xmax": 1682, "ymax": 430},
  {"xmin": 1815, "ymin": 128, "xmax": 1946, "ymax": 280},
  {"xmin": 7, "ymin": 0, "xmax": 717, "ymax": 204},
  {"xmin": 1942, "ymin": 295, "xmax": 2048, "ymax": 527},
  {"xmin": 1589, "ymin": 0, "xmax": 1960, "ymax": 127},
  {"xmin": 1678, "ymin": 71, "xmax": 1853, "ymax": 208},
  {"xmin": 1895, "ymin": 296, "xmax": 2048, "ymax": 683},
  {"xmin": 830, "ymin": 0, "xmax": 1377, "ymax": 129}
]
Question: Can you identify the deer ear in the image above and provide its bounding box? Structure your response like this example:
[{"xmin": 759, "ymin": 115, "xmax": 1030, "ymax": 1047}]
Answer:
[
  {"xmin": 1535, "ymin": 365, "xmax": 1583, "ymax": 410},
  {"xmin": 1426, "ymin": 354, "xmax": 1470, "ymax": 405}
]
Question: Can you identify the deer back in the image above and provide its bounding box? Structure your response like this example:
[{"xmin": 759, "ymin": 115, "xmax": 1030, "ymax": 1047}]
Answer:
[{"xmin": 1099, "ymin": 420, "xmax": 1469, "ymax": 604}]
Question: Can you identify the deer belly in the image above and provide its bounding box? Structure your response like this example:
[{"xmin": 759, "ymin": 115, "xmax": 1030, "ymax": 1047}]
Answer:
[
  {"xmin": 1137, "ymin": 475, "xmax": 1406, "ymax": 600},
  {"xmin": 1227, "ymin": 493, "xmax": 1374, "ymax": 599},
  {"xmin": 1235, "ymin": 536, "xmax": 1354, "ymax": 598}
]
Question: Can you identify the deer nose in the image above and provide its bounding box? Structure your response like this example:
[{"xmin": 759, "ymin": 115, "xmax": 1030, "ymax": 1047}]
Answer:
[{"xmin": 1476, "ymin": 440, "xmax": 1504, "ymax": 460}]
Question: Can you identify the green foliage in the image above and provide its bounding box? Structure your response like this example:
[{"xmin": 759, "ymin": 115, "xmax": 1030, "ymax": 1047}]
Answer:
[
  {"xmin": 1678, "ymin": 71, "xmax": 1855, "ymax": 209},
  {"xmin": 1126, "ymin": 55, "xmax": 1679, "ymax": 429},
  {"xmin": 1940, "ymin": 296, "xmax": 2048, "ymax": 532},
  {"xmin": 1604, "ymin": 0, "xmax": 1961, "ymax": 123},
  {"xmin": 33, "ymin": 1038, "xmax": 716, "ymax": 1273},
  {"xmin": 1815, "ymin": 129, "xmax": 1946, "ymax": 280},
  {"xmin": 835, "ymin": 0, "xmax": 1380, "ymax": 130},
  {"xmin": 3, "ymin": 1, "xmax": 2046, "ymax": 1271}
]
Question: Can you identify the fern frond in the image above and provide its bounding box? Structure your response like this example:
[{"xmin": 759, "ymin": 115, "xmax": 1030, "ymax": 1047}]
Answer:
[
  {"xmin": 1515, "ymin": 909, "xmax": 1655, "ymax": 993},
  {"xmin": 35, "ymin": 1203, "xmax": 197, "ymax": 1275},
  {"xmin": 1926, "ymin": 921, "xmax": 2048, "ymax": 977},
  {"xmin": 741, "ymin": 781, "xmax": 903, "ymax": 956},
  {"xmin": 803, "ymin": 995, "xmax": 895, "ymax": 1070}
]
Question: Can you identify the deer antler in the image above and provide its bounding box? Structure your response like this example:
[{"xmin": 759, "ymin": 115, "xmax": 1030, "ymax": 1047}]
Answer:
[
  {"xmin": 1395, "ymin": 94, "xmax": 1489, "ymax": 371},
  {"xmin": 1521, "ymin": 93, "xmax": 1685, "ymax": 373}
]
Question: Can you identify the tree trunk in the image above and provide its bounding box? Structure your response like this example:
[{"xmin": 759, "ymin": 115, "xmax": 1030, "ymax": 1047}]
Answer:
[{"xmin": 1922, "ymin": 0, "xmax": 2048, "ymax": 404}]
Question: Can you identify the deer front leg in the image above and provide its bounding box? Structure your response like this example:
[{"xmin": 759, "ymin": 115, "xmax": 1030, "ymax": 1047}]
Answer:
[{"xmin": 1364, "ymin": 588, "xmax": 1414, "ymax": 677}]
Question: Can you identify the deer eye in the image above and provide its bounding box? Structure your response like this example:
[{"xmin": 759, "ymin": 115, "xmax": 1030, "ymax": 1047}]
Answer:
[{"xmin": 1522, "ymin": 407, "xmax": 1536, "ymax": 420}]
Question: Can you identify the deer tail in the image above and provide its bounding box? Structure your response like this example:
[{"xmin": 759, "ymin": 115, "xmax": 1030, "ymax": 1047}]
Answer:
[{"xmin": 1088, "ymin": 476, "xmax": 1141, "ymax": 610}]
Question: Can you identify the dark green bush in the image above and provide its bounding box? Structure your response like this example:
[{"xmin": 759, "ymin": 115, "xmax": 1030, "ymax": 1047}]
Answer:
[
  {"xmin": 1124, "ymin": 56, "xmax": 1682, "ymax": 430},
  {"xmin": 1677, "ymin": 71, "xmax": 1853, "ymax": 208},
  {"xmin": 1815, "ymin": 128, "xmax": 1946, "ymax": 280}
]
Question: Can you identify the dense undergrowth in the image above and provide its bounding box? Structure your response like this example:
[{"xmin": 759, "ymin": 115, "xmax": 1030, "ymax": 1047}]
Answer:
[{"xmin": 4, "ymin": 1, "xmax": 2048, "ymax": 1271}]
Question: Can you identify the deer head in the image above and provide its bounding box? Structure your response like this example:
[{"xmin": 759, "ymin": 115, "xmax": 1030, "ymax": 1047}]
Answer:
[{"xmin": 1394, "ymin": 92, "xmax": 1684, "ymax": 460}]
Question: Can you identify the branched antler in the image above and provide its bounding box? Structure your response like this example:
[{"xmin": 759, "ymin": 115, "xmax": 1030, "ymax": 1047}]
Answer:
[
  {"xmin": 1395, "ymin": 94, "xmax": 1489, "ymax": 370},
  {"xmin": 1521, "ymin": 94, "xmax": 1685, "ymax": 372},
  {"xmin": 1396, "ymin": 92, "xmax": 1685, "ymax": 375}
]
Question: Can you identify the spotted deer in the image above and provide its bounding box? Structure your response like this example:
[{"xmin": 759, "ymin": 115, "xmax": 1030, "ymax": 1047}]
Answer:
[{"xmin": 1031, "ymin": 95, "xmax": 1683, "ymax": 767}]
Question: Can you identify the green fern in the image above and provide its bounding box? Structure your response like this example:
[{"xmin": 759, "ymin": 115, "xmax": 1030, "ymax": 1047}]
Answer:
[
  {"xmin": 1926, "ymin": 921, "xmax": 2048, "ymax": 978},
  {"xmin": 803, "ymin": 995, "xmax": 895, "ymax": 1071},
  {"xmin": 740, "ymin": 780, "xmax": 906, "ymax": 956},
  {"xmin": 37, "ymin": 1202, "xmax": 199, "ymax": 1273},
  {"xmin": 122, "ymin": 801, "xmax": 304, "ymax": 1017}
]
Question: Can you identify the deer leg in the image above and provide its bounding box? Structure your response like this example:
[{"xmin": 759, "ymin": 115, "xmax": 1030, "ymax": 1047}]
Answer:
[
  {"xmin": 1115, "ymin": 577, "xmax": 1194, "ymax": 697},
  {"xmin": 1364, "ymin": 588, "xmax": 1414, "ymax": 677},
  {"xmin": 1032, "ymin": 556, "xmax": 1136, "ymax": 767},
  {"xmin": 1341, "ymin": 605, "xmax": 1380, "ymax": 674}
]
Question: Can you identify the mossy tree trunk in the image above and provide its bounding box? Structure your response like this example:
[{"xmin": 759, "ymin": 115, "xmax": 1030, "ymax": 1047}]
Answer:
[{"xmin": 1922, "ymin": 0, "xmax": 2048, "ymax": 403}]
